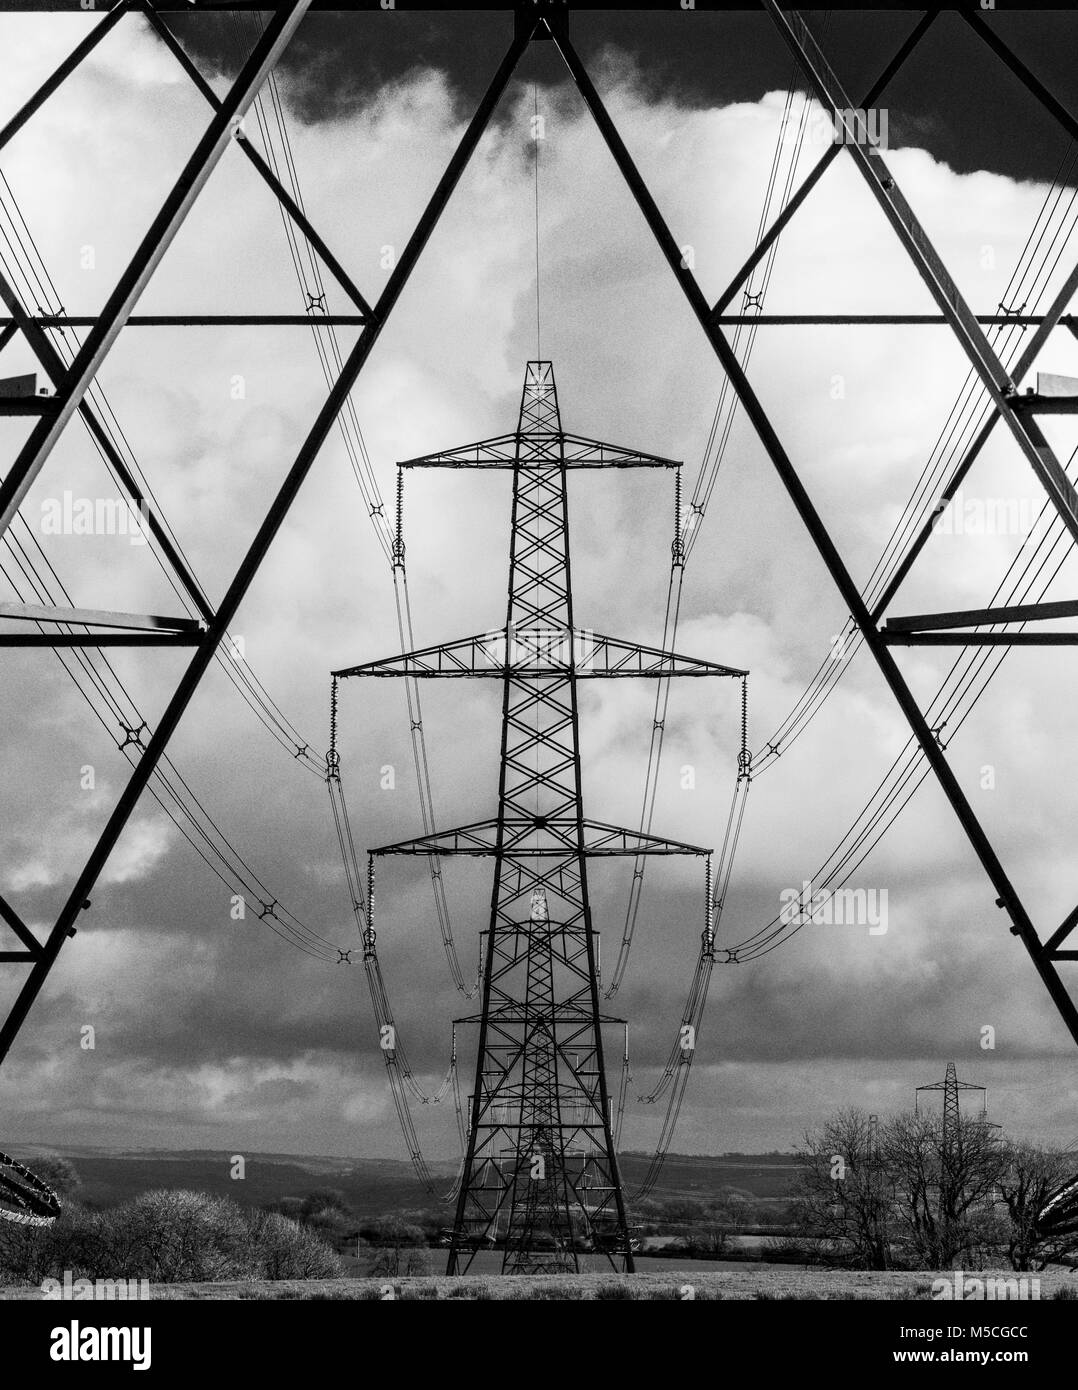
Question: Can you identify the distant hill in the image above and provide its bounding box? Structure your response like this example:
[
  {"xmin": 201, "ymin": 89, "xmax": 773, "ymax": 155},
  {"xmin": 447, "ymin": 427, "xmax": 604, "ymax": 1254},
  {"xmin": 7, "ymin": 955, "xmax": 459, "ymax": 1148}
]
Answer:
[{"xmin": 12, "ymin": 1144, "xmax": 802, "ymax": 1214}]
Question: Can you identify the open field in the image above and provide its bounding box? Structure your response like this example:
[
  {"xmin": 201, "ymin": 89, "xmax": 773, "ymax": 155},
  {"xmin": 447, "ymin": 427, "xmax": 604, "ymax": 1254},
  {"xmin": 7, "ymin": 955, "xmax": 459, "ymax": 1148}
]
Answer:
[
  {"xmin": 4, "ymin": 1267, "xmax": 1076, "ymax": 1301},
  {"xmin": 9, "ymin": 1145, "xmax": 800, "ymax": 1214}
]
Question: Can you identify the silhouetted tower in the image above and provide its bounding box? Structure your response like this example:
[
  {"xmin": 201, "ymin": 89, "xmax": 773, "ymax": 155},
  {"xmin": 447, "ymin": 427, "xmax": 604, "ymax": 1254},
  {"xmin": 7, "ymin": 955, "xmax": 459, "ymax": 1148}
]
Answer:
[
  {"xmin": 336, "ymin": 363, "xmax": 743, "ymax": 1274},
  {"xmin": 915, "ymin": 1061, "xmax": 988, "ymax": 1159}
]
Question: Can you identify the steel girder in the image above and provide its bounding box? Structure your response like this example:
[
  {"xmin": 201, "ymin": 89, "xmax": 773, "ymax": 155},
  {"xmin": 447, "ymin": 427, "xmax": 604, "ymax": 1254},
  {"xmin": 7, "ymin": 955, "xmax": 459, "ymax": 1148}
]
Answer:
[
  {"xmin": 0, "ymin": 1, "xmax": 1076, "ymax": 1190},
  {"xmin": 0, "ymin": 3, "xmax": 538, "ymax": 1061},
  {"xmin": 334, "ymin": 628, "xmax": 744, "ymax": 678},
  {"xmin": 11, "ymin": 2, "xmax": 1078, "ymax": 12},
  {"xmin": 544, "ymin": 9, "xmax": 1078, "ymax": 1044}
]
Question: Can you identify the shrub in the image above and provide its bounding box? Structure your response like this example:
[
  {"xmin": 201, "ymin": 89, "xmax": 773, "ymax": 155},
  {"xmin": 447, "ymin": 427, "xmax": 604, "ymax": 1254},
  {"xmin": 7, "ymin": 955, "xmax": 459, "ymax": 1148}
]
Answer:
[
  {"xmin": 1, "ymin": 1188, "xmax": 343, "ymax": 1286},
  {"xmin": 248, "ymin": 1211, "xmax": 344, "ymax": 1280}
]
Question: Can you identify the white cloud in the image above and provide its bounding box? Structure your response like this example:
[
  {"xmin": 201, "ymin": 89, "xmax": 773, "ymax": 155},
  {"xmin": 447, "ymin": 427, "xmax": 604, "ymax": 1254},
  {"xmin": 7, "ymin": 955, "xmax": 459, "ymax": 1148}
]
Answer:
[{"xmin": 0, "ymin": 14, "xmax": 1075, "ymax": 1155}]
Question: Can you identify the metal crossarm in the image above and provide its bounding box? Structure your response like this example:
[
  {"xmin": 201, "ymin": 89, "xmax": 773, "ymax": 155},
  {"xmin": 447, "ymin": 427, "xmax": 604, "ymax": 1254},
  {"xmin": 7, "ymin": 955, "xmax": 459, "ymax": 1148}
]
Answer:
[
  {"xmin": 336, "ymin": 627, "xmax": 744, "ymax": 678},
  {"xmin": 371, "ymin": 817, "xmax": 709, "ymax": 858},
  {"xmin": 399, "ymin": 432, "xmax": 681, "ymax": 469},
  {"xmin": 883, "ymin": 599, "xmax": 1078, "ymax": 646},
  {"xmin": 3, "ymin": 1, "xmax": 1078, "ymax": 1236}
]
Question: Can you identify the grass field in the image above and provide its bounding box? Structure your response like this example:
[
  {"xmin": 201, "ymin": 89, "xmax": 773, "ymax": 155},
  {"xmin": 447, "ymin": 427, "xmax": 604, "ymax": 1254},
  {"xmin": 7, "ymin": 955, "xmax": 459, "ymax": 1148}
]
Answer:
[{"xmin": 5, "ymin": 1267, "xmax": 1076, "ymax": 1301}]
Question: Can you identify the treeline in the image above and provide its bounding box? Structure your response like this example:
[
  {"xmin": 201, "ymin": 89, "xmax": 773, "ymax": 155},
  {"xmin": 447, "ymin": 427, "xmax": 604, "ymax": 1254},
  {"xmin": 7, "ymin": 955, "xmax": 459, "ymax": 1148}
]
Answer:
[
  {"xmin": 0, "ymin": 1162, "xmax": 440, "ymax": 1285},
  {"xmin": 0, "ymin": 1187, "xmax": 344, "ymax": 1285},
  {"xmin": 632, "ymin": 1188, "xmax": 783, "ymax": 1255},
  {"xmin": 789, "ymin": 1107, "xmax": 1078, "ymax": 1271}
]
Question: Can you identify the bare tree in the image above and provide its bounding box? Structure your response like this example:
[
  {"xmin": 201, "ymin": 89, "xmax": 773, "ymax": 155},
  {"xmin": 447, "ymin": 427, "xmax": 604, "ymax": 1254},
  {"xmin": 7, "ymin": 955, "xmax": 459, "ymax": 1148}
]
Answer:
[
  {"xmin": 884, "ymin": 1112, "xmax": 1004, "ymax": 1268},
  {"xmin": 793, "ymin": 1108, "xmax": 894, "ymax": 1269},
  {"xmin": 997, "ymin": 1142, "xmax": 1078, "ymax": 1271}
]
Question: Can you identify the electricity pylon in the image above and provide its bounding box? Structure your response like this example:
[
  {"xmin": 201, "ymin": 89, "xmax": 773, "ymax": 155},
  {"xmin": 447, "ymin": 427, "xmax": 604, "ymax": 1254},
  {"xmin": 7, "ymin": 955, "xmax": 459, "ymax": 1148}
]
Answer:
[
  {"xmin": 915, "ymin": 1061, "xmax": 989, "ymax": 1155},
  {"xmin": 336, "ymin": 362, "xmax": 744, "ymax": 1273}
]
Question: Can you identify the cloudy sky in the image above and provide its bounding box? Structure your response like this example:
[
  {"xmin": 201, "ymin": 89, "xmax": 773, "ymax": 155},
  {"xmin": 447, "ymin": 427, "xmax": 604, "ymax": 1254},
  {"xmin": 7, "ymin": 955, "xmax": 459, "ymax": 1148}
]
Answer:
[{"xmin": 0, "ymin": 5, "xmax": 1076, "ymax": 1168}]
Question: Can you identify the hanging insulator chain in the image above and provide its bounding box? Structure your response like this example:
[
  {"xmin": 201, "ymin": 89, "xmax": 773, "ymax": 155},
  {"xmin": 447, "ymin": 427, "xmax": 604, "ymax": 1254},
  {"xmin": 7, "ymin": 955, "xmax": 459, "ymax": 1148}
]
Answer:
[
  {"xmin": 328, "ymin": 676, "xmax": 340, "ymax": 771},
  {"xmin": 364, "ymin": 856, "xmax": 376, "ymax": 952},
  {"xmin": 671, "ymin": 466, "xmax": 685, "ymax": 567},
  {"xmin": 704, "ymin": 852, "xmax": 715, "ymax": 951},
  {"xmin": 392, "ymin": 466, "xmax": 406, "ymax": 568},
  {"xmin": 738, "ymin": 674, "xmax": 752, "ymax": 780}
]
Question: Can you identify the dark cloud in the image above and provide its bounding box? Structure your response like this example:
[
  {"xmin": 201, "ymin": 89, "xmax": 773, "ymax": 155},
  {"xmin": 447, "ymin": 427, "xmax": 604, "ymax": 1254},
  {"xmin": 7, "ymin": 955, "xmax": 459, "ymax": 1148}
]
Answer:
[
  {"xmin": 165, "ymin": 7, "xmax": 1078, "ymax": 183},
  {"xmin": 2, "ymin": 12, "xmax": 1076, "ymax": 1159}
]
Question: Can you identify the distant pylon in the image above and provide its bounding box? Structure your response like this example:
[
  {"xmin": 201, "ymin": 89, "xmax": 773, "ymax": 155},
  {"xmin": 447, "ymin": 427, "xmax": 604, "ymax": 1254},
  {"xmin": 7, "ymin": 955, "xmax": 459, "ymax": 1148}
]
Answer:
[
  {"xmin": 336, "ymin": 362, "xmax": 745, "ymax": 1274},
  {"xmin": 915, "ymin": 1061, "xmax": 989, "ymax": 1158}
]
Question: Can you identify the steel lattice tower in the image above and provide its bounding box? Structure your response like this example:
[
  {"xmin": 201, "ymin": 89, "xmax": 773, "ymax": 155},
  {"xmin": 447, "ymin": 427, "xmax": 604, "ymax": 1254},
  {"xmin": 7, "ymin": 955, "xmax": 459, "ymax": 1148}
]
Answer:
[
  {"xmin": 336, "ymin": 362, "xmax": 743, "ymax": 1273},
  {"xmin": 7, "ymin": 0, "xmax": 1078, "ymax": 1250},
  {"xmin": 916, "ymin": 1061, "xmax": 989, "ymax": 1156}
]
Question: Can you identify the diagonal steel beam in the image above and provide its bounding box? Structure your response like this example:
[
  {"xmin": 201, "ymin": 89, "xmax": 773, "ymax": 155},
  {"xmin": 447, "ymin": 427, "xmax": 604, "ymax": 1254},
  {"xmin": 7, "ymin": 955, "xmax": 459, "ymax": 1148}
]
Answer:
[
  {"xmin": 713, "ymin": 9, "xmax": 936, "ymax": 316},
  {"xmin": 0, "ymin": 0, "xmax": 131, "ymax": 155},
  {"xmin": 0, "ymin": 892, "xmax": 41, "ymax": 958},
  {"xmin": 0, "ymin": 0, "xmax": 312, "ymax": 543},
  {"xmin": 870, "ymin": 252, "xmax": 1078, "ymax": 622},
  {"xmin": 763, "ymin": 2, "xmax": 1078, "ymax": 555},
  {"xmin": 552, "ymin": 29, "xmax": 1078, "ymax": 1046},
  {"xmin": 962, "ymin": 10, "xmax": 1078, "ymax": 147},
  {"xmin": 0, "ymin": 19, "xmax": 535, "ymax": 1067},
  {"xmin": 0, "ymin": 265, "xmax": 214, "ymax": 622},
  {"xmin": 139, "ymin": 1, "xmax": 373, "ymax": 319}
]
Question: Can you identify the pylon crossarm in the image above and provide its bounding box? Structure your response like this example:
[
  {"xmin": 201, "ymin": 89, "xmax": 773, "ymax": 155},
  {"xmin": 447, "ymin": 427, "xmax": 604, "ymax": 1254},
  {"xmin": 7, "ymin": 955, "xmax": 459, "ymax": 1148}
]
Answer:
[
  {"xmin": 884, "ymin": 599, "xmax": 1078, "ymax": 640},
  {"xmin": 0, "ymin": 314, "xmax": 365, "ymax": 327},
  {"xmin": 335, "ymin": 628, "xmax": 745, "ymax": 677},
  {"xmin": 371, "ymin": 817, "xmax": 710, "ymax": 858},
  {"xmin": 559, "ymin": 434, "xmax": 680, "ymax": 468},
  {"xmin": 399, "ymin": 431, "xmax": 680, "ymax": 469},
  {"xmin": 0, "ymin": 603, "xmax": 202, "ymax": 635},
  {"xmin": 400, "ymin": 433, "xmax": 522, "ymax": 467}
]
